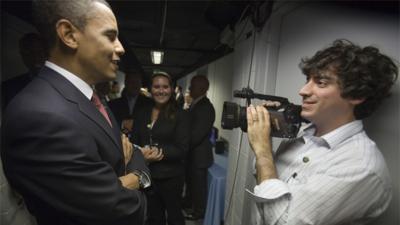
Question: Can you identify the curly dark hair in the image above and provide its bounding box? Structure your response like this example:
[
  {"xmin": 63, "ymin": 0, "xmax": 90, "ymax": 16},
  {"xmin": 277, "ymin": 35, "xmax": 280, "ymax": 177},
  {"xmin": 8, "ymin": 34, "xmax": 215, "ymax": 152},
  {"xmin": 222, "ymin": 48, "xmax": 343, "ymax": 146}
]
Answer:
[{"xmin": 300, "ymin": 39, "xmax": 398, "ymax": 119}]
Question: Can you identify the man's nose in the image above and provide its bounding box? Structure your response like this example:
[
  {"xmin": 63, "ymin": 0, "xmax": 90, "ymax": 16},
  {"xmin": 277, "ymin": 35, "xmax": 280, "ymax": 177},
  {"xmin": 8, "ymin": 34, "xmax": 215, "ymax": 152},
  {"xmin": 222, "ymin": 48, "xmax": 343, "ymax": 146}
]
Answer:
[
  {"xmin": 299, "ymin": 80, "xmax": 312, "ymax": 97},
  {"xmin": 115, "ymin": 38, "xmax": 125, "ymax": 56}
]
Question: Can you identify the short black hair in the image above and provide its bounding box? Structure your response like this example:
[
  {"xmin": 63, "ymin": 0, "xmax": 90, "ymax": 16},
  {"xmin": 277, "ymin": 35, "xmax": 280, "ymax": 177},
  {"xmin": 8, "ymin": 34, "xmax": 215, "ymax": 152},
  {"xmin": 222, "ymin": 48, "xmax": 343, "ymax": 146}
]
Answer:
[
  {"xmin": 300, "ymin": 39, "xmax": 398, "ymax": 119},
  {"xmin": 32, "ymin": 0, "xmax": 110, "ymax": 51},
  {"xmin": 191, "ymin": 75, "xmax": 210, "ymax": 92}
]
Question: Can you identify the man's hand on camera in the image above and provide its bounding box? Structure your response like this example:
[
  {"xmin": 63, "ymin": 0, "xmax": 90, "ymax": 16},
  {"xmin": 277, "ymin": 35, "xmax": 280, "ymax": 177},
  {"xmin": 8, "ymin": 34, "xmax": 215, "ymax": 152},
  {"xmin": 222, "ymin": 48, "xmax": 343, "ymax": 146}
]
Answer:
[
  {"xmin": 247, "ymin": 104, "xmax": 277, "ymax": 183},
  {"xmin": 262, "ymin": 100, "xmax": 281, "ymax": 108},
  {"xmin": 247, "ymin": 105, "xmax": 271, "ymax": 155}
]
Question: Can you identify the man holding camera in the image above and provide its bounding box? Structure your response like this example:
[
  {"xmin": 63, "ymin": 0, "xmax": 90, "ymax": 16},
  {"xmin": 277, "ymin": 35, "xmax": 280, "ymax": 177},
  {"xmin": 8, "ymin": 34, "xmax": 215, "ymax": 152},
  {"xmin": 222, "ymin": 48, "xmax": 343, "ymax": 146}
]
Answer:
[{"xmin": 247, "ymin": 39, "xmax": 397, "ymax": 225}]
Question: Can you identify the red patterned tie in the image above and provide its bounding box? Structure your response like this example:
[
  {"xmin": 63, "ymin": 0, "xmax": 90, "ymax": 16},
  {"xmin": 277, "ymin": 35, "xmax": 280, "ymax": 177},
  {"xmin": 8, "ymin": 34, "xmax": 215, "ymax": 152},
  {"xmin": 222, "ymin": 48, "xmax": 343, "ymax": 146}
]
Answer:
[{"xmin": 91, "ymin": 92, "xmax": 112, "ymax": 127}]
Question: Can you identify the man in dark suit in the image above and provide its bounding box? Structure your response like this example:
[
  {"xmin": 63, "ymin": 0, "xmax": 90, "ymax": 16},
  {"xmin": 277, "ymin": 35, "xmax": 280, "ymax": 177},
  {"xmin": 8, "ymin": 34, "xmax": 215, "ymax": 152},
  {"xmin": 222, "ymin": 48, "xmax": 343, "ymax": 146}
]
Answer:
[
  {"xmin": 1, "ymin": 32, "xmax": 46, "ymax": 111},
  {"xmin": 1, "ymin": 1, "xmax": 149, "ymax": 225},
  {"xmin": 109, "ymin": 72, "xmax": 152, "ymax": 134},
  {"xmin": 184, "ymin": 75, "xmax": 216, "ymax": 220}
]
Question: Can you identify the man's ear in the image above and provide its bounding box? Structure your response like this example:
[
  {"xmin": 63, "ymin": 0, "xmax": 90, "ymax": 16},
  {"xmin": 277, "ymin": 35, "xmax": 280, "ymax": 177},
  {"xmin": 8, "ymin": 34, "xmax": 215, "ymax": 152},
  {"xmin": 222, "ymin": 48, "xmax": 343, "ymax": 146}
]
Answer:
[
  {"xmin": 55, "ymin": 19, "xmax": 80, "ymax": 49},
  {"xmin": 349, "ymin": 98, "xmax": 365, "ymax": 106}
]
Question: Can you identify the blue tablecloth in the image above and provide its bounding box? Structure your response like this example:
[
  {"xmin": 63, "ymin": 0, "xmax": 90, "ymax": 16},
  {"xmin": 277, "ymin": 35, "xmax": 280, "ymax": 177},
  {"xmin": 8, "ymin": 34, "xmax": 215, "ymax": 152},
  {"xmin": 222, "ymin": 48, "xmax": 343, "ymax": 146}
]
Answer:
[{"xmin": 203, "ymin": 164, "xmax": 226, "ymax": 225}]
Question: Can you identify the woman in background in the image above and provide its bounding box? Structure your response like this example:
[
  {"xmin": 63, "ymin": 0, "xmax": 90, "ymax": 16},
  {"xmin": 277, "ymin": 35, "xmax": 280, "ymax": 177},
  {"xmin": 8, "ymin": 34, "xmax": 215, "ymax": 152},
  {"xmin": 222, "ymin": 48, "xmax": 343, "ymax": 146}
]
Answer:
[{"xmin": 132, "ymin": 72, "xmax": 190, "ymax": 225}]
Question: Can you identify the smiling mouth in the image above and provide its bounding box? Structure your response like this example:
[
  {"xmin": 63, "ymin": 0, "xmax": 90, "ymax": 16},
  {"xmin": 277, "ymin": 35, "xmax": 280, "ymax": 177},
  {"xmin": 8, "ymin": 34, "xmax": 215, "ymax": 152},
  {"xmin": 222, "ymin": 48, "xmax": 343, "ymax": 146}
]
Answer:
[
  {"xmin": 111, "ymin": 60, "xmax": 119, "ymax": 68},
  {"xmin": 302, "ymin": 102, "xmax": 315, "ymax": 109},
  {"xmin": 155, "ymin": 95, "xmax": 169, "ymax": 101}
]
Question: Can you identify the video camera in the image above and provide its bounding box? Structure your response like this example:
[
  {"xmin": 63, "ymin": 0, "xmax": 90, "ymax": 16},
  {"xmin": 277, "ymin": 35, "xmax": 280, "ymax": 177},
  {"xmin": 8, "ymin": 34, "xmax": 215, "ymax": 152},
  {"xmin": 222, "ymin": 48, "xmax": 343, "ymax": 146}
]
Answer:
[{"xmin": 221, "ymin": 88, "xmax": 303, "ymax": 138}]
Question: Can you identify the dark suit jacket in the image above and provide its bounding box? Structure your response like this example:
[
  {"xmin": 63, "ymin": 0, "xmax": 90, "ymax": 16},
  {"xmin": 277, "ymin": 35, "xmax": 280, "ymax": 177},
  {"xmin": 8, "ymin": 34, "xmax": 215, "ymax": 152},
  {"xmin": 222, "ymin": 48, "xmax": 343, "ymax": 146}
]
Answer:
[
  {"xmin": 132, "ymin": 104, "xmax": 190, "ymax": 179},
  {"xmin": 108, "ymin": 93, "xmax": 152, "ymax": 127},
  {"xmin": 1, "ymin": 66, "xmax": 149, "ymax": 225},
  {"xmin": 189, "ymin": 97, "xmax": 215, "ymax": 168},
  {"xmin": 1, "ymin": 72, "xmax": 34, "ymax": 111},
  {"xmin": 176, "ymin": 93, "xmax": 184, "ymax": 109}
]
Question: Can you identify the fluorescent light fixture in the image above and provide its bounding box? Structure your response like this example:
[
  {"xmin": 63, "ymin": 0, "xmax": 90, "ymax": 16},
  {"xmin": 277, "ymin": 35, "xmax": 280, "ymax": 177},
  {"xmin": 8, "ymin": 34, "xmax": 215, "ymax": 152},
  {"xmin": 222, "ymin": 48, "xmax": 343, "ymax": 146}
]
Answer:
[{"xmin": 151, "ymin": 50, "xmax": 164, "ymax": 64}]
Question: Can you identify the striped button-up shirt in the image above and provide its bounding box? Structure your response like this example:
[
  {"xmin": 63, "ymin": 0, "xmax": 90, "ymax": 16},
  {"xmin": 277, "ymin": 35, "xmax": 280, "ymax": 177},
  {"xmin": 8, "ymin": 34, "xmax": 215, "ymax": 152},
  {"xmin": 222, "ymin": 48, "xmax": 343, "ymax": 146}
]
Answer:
[{"xmin": 248, "ymin": 120, "xmax": 392, "ymax": 225}]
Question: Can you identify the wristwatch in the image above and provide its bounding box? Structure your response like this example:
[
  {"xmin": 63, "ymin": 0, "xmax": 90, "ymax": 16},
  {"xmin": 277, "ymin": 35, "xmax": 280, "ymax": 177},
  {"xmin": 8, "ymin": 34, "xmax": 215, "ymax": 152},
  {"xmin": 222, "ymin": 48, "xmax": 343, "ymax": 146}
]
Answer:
[{"xmin": 132, "ymin": 170, "xmax": 151, "ymax": 189}]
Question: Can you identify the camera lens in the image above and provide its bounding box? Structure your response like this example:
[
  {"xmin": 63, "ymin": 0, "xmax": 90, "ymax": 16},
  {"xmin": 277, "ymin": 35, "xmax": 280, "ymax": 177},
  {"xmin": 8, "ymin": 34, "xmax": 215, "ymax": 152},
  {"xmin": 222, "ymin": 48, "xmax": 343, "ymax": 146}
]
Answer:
[
  {"xmin": 221, "ymin": 102, "xmax": 239, "ymax": 129},
  {"xmin": 221, "ymin": 101, "xmax": 248, "ymax": 131}
]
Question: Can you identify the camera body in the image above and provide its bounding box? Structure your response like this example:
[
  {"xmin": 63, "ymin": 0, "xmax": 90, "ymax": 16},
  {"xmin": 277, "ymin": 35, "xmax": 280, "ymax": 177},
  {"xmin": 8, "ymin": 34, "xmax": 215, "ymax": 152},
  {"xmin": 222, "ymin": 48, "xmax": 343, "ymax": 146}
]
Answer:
[{"xmin": 221, "ymin": 88, "xmax": 303, "ymax": 138}]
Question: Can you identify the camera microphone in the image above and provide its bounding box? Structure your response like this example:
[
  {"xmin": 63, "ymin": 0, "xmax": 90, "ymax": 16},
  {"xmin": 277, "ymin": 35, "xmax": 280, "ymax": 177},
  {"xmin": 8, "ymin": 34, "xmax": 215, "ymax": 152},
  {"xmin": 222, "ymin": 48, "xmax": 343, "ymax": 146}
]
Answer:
[
  {"xmin": 233, "ymin": 88, "xmax": 254, "ymax": 98},
  {"xmin": 234, "ymin": 88, "xmax": 289, "ymax": 104}
]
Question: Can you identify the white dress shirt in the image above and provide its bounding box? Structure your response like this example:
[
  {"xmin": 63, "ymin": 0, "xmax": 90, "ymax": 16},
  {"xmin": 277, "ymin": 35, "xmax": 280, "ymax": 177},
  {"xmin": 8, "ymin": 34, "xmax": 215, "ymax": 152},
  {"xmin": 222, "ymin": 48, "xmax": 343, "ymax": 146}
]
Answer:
[
  {"xmin": 248, "ymin": 120, "xmax": 392, "ymax": 225},
  {"xmin": 190, "ymin": 94, "xmax": 206, "ymax": 108},
  {"xmin": 45, "ymin": 61, "xmax": 93, "ymax": 99}
]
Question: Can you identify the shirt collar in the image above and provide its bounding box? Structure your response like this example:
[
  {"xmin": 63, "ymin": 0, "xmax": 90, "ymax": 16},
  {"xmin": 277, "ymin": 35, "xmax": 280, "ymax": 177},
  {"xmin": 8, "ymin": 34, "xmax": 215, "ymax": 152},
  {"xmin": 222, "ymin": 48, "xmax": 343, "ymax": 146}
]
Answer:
[
  {"xmin": 126, "ymin": 94, "xmax": 138, "ymax": 102},
  {"xmin": 45, "ymin": 61, "xmax": 93, "ymax": 100},
  {"xmin": 299, "ymin": 120, "xmax": 363, "ymax": 150},
  {"xmin": 191, "ymin": 94, "xmax": 206, "ymax": 107}
]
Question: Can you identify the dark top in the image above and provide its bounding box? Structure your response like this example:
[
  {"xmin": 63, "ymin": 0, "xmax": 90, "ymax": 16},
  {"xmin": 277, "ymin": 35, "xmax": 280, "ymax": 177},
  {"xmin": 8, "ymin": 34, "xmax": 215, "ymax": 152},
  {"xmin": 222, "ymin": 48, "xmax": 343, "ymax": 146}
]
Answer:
[
  {"xmin": 176, "ymin": 93, "xmax": 184, "ymax": 109},
  {"xmin": 1, "ymin": 66, "xmax": 149, "ymax": 225},
  {"xmin": 132, "ymin": 103, "xmax": 190, "ymax": 179},
  {"xmin": 108, "ymin": 93, "xmax": 152, "ymax": 127},
  {"xmin": 189, "ymin": 97, "xmax": 216, "ymax": 168}
]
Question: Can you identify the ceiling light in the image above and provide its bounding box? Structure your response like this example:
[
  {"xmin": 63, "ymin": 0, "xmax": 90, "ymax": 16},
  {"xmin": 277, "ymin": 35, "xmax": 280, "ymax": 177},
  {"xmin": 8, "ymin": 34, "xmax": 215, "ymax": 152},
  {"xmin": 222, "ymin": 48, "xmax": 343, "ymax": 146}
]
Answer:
[{"xmin": 151, "ymin": 50, "xmax": 164, "ymax": 64}]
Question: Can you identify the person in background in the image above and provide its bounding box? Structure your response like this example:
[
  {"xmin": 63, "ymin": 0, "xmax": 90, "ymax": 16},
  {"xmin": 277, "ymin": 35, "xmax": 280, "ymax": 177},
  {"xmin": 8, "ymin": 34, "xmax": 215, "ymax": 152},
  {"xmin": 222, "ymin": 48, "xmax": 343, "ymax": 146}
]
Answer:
[
  {"xmin": 108, "ymin": 80, "xmax": 121, "ymax": 100},
  {"xmin": 94, "ymin": 81, "xmax": 111, "ymax": 103},
  {"xmin": 141, "ymin": 87, "xmax": 152, "ymax": 98},
  {"xmin": 109, "ymin": 72, "xmax": 152, "ymax": 134},
  {"xmin": 1, "ymin": 31, "xmax": 44, "ymax": 225},
  {"xmin": 1, "ymin": 158, "xmax": 37, "ymax": 225},
  {"xmin": 183, "ymin": 75, "xmax": 216, "ymax": 221},
  {"xmin": 247, "ymin": 39, "xmax": 398, "ymax": 225},
  {"xmin": 175, "ymin": 85, "xmax": 184, "ymax": 109},
  {"xmin": 183, "ymin": 90, "xmax": 192, "ymax": 110},
  {"xmin": 132, "ymin": 72, "xmax": 190, "ymax": 225},
  {"xmin": 1, "ymin": 1, "xmax": 150, "ymax": 225},
  {"xmin": 2, "ymin": 32, "xmax": 47, "ymax": 111}
]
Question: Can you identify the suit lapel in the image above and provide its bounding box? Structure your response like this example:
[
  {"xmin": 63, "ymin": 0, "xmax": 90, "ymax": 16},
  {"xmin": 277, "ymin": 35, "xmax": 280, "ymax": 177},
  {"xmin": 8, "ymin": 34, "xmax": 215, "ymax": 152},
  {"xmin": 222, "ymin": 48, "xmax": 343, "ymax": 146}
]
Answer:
[
  {"xmin": 191, "ymin": 96, "xmax": 207, "ymax": 111},
  {"xmin": 78, "ymin": 100, "xmax": 122, "ymax": 150},
  {"xmin": 105, "ymin": 103, "xmax": 123, "ymax": 143},
  {"xmin": 38, "ymin": 67, "xmax": 122, "ymax": 150}
]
